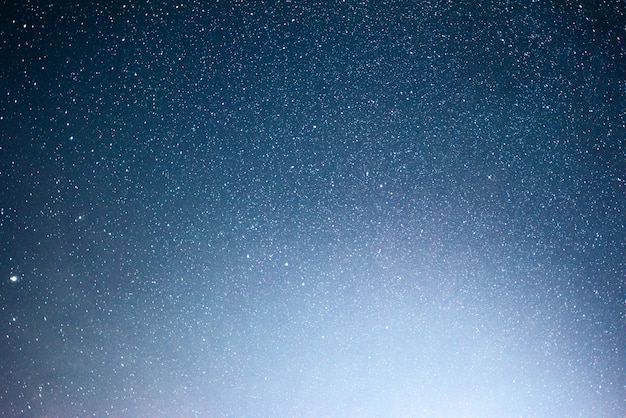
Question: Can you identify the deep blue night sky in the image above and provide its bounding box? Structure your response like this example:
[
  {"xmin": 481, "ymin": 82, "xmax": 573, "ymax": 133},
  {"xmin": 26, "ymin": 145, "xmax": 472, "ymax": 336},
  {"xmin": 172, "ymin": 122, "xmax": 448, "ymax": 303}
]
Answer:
[{"xmin": 1, "ymin": 1, "xmax": 625, "ymax": 416}]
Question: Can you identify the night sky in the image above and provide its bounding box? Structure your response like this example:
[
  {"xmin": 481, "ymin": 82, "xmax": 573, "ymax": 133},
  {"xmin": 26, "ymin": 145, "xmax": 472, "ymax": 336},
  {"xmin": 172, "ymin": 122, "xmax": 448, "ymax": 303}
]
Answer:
[{"xmin": 1, "ymin": 1, "xmax": 625, "ymax": 417}]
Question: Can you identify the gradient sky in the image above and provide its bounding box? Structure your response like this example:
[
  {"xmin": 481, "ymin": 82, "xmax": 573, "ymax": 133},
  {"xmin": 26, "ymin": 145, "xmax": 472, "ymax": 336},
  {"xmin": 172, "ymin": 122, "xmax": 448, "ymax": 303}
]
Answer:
[{"xmin": 1, "ymin": 1, "xmax": 625, "ymax": 417}]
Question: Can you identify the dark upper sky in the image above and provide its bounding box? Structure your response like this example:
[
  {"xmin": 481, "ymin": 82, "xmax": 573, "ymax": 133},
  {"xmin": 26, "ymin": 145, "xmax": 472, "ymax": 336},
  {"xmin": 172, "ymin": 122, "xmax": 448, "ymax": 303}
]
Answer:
[{"xmin": 1, "ymin": 1, "xmax": 624, "ymax": 416}]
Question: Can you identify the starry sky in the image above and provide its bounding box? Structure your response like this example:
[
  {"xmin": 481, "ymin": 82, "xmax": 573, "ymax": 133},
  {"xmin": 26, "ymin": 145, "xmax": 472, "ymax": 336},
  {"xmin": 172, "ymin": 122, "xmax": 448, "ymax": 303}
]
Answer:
[{"xmin": 1, "ymin": 1, "xmax": 625, "ymax": 417}]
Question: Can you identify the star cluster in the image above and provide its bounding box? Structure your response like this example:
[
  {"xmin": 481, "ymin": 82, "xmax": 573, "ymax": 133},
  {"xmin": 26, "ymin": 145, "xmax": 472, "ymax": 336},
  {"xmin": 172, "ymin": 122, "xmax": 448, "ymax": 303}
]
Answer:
[{"xmin": 1, "ymin": 1, "xmax": 624, "ymax": 416}]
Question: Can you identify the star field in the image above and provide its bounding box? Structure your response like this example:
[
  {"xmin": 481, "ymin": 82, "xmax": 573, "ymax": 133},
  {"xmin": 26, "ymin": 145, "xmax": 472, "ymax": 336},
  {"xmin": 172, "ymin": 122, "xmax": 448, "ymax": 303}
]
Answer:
[{"xmin": 1, "ymin": 1, "xmax": 625, "ymax": 416}]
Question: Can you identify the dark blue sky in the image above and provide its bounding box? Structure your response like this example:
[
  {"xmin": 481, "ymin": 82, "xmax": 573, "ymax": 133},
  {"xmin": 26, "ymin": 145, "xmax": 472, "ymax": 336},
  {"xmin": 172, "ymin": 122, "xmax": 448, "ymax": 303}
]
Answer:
[{"xmin": 1, "ymin": 1, "xmax": 624, "ymax": 416}]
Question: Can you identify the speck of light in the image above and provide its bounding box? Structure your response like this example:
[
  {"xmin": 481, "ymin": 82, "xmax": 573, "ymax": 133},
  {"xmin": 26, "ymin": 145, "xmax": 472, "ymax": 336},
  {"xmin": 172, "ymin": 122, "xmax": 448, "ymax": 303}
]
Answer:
[{"xmin": 9, "ymin": 275, "xmax": 19, "ymax": 283}]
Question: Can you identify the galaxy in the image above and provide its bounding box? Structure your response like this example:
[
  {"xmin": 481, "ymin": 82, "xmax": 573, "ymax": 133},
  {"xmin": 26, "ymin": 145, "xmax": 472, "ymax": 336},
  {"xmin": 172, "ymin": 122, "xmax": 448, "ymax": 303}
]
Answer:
[{"xmin": 0, "ymin": 1, "xmax": 624, "ymax": 416}]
